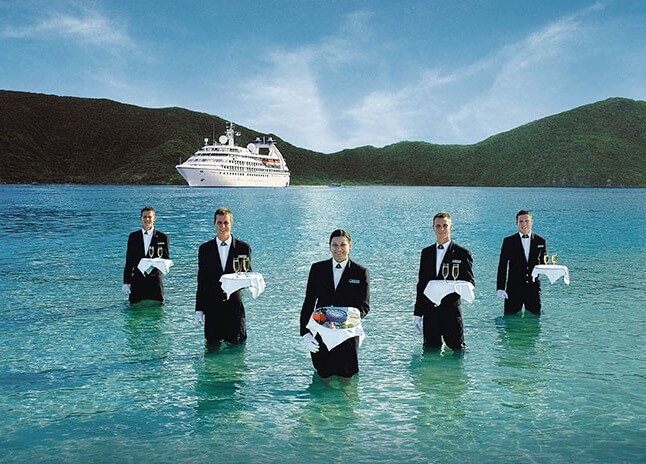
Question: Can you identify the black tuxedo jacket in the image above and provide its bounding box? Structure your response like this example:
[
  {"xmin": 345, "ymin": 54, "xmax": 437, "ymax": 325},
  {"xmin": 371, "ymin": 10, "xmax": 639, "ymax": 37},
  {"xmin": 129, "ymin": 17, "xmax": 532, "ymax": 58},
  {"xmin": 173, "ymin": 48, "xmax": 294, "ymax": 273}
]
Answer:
[
  {"xmin": 196, "ymin": 236, "xmax": 252, "ymax": 344},
  {"xmin": 497, "ymin": 232, "xmax": 546, "ymax": 291},
  {"xmin": 414, "ymin": 241, "xmax": 474, "ymax": 316},
  {"xmin": 123, "ymin": 229, "xmax": 170, "ymax": 303},
  {"xmin": 196, "ymin": 236, "xmax": 252, "ymax": 311},
  {"xmin": 300, "ymin": 258, "xmax": 370, "ymax": 336}
]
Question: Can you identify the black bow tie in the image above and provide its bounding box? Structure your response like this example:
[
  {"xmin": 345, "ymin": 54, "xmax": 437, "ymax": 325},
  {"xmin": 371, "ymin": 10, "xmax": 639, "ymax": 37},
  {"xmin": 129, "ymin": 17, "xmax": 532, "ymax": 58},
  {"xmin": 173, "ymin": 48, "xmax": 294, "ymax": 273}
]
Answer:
[
  {"xmin": 335, "ymin": 263, "xmax": 342, "ymax": 269},
  {"xmin": 144, "ymin": 231, "xmax": 149, "ymax": 235},
  {"xmin": 220, "ymin": 241, "xmax": 228, "ymax": 246},
  {"xmin": 437, "ymin": 244, "xmax": 444, "ymax": 249},
  {"xmin": 522, "ymin": 234, "xmax": 529, "ymax": 238}
]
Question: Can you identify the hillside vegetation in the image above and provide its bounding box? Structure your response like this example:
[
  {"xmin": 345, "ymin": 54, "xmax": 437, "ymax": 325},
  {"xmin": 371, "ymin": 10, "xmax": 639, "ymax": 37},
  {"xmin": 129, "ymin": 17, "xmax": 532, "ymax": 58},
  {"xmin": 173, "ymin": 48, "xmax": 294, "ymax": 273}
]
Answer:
[{"xmin": 0, "ymin": 90, "xmax": 644, "ymax": 187}]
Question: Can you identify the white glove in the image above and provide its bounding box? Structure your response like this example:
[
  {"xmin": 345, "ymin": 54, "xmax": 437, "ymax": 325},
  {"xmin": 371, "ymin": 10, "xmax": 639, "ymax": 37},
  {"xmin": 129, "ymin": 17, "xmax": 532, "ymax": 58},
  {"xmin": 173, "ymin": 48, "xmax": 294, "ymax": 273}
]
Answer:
[
  {"xmin": 301, "ymin": 333, "xmax": 319, "ymax": 353},
  {"xmin": 121, "ymin": 283, "xmax": 131, "ymax": 295},
  {"xmin": 497, "ymin": 289, "xmax": 509, "ymax": 300},
  {"xmin": 413, "ymin": 315, "xmax": 424, "ymax": 334},
  {"xmin": 194, "ymin": 311, "xmax": 205, "ymax": 325}
]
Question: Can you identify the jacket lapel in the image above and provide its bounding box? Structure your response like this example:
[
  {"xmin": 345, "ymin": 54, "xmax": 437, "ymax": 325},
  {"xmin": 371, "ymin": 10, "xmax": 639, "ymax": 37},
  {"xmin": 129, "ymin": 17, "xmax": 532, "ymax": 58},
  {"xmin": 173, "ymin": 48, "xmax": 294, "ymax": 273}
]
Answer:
[
  {"xmin": 527, "ymin": 233, "xmax": 539, "ymax": 265},
  {"xmin": 218, "ymin": 236, "xmax": 238, "ymax": 274},
  {"xmin": 213, "ymin": 237, "xmax": 225, "ymax": 272},
  {"xmin": 335, "ymin": 259, "xmax": 351, "ymax": 293},
  {"xmin": 139, "ymin": 230, "xmax": 147, "ymax": 256},
  {"xmin": 327, "ymin": 258, "xmax": 337, "ymax": 294},
  {"xmin": 225, "ymin": 237, "xmax": 237, "ymax": 272},
  {"xmin": 444, "ymin": 242, "xmax": 454, "ymax": 265},
  {"xmin": 430, "ymin": 246, "xmax": 438, "ymax": 279},
  {"xmin": 149, "ymin": 231, "xmax": 158, "ymax": 257}
]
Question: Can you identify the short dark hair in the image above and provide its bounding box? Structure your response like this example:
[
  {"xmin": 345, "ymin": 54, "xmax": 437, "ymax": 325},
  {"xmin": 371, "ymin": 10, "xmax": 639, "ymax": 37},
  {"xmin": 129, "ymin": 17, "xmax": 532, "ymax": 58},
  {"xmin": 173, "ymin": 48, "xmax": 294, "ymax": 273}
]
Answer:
[
  {"xmin": 329, "ymin": 229, "xmax": 351, "ymax": 244},
  {"xmin": 214, "ymin": 207, "xmax": 233, "ymax": 223},
  {"xmin": 140, "ymin": 206, "xmax": 155, "ymax": 216},
  {"xmin": 433, "ymin": 211, "xmax": 452, "ymax": 223},
  {"xmin": 516, "ymin": 210, "xmax": 532, "ymax": 220}
]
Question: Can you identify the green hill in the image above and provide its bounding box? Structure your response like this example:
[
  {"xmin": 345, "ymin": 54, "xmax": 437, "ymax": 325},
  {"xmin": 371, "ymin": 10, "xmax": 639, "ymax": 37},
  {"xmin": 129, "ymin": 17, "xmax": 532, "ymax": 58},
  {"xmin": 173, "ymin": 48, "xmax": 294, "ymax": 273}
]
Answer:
[{"xmin": 0, "ymin": 90, "xmax": 644, "ymax": 187}]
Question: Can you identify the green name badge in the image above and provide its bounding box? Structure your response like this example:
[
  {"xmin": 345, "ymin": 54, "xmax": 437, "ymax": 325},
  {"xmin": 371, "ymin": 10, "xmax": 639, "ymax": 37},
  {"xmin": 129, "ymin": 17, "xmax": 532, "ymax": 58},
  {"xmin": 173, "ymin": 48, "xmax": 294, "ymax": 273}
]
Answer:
[{"xmin": 349, "ymin": 279, "xmax": 361, "ymax": 284}]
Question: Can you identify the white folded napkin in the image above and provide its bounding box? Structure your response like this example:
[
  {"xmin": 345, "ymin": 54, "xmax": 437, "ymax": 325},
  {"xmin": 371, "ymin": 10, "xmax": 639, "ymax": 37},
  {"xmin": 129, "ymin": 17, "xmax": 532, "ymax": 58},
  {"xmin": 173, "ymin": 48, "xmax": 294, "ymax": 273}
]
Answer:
[
  {"xmin": 219, "ymin": 272, "xmax": 266, "ymax": 299},
  {"xmin": 531, "ymin": 265, "xmax": 570, "ymax": 285},
  {"xmin": 137, "ymin": 258, "xmax": 174, "ymax": 275},
  {"xmin": 423, "ymin": 280, "xmax": 475, "ymax": 305}
]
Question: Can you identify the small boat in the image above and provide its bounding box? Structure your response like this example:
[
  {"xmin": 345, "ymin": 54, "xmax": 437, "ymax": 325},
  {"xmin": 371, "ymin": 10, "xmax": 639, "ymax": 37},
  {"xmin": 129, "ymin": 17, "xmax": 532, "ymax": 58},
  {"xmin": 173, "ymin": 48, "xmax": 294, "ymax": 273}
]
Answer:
[{"xmin": 175, "ymin": 122, "xmax": 290, "ymax": 187}]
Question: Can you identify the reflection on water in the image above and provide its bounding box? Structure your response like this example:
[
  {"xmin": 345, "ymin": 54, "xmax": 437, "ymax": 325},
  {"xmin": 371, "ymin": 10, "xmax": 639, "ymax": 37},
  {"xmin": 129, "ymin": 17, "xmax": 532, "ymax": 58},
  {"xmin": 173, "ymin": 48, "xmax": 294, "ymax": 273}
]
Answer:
[
  {"xmin": 405, "ymin": 351, "xmax": 471, "ymax": 462},
  {"xmin": 410, "ymin": 350, "xmax": 469, "ymax": 421},
  {"xmin": 493, "ymin": 313, "xmax": 547, "ymax": 406},
  {"xmin": 123, "ymin": 301, "xmax": 169, "ymax": 365},
  {"xmin": 194, "ymin": 345, "xmax": 247, "ymax": 418},
  {"xmin": 494, "ymin": 313, "xmax": 542, "ymax": 366},
  {"xmin": 288, "ymin": 374, "xmax": 360, "ymax": 463}
]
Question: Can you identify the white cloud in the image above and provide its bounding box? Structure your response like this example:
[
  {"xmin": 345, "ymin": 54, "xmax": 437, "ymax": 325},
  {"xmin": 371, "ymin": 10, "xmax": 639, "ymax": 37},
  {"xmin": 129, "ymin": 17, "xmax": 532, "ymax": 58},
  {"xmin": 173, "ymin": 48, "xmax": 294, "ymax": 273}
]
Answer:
[
  {"xmin": 343, "ymin": 88, "xmax": 422, "ymax": 149},
  {"xmin": 2, "ymin": 9, "xmax": 133, "ymax": 48},
  {"xmin": 234, "ymin": 48, "xmax": 330, "ymax": 149},
  {"xmin": 445, "ymin": 13, "xmax": 585, "ymax": 142},
  {"xmin": 339, "ymin": 5, "xmax": 601, "ymax": 147},
  {"xmin": 228, "ymin": 12, "xmax": 379, "ymax": 152}
]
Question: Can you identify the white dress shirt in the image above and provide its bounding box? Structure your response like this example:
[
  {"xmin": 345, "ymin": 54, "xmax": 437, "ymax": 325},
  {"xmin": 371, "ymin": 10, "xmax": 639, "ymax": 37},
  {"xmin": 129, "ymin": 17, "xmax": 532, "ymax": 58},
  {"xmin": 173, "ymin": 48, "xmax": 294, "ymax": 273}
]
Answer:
[
  {"xmin": 142, "ymin": 227, "xmax": 154, "ymax": 255},
  {"xmin": 333, "ymin": 259, "xmax": 347, "ymax": 289},
  {"xmin": 218, "ymin": 237, "xmax": 231, "ymax": 271},
  {"xmin": 520, "ymin": 232, "xmax": 531, "ymax": 262},
  {"xmin": 435, "ymin": 241, "xmax": 449, "ymax": 275}
]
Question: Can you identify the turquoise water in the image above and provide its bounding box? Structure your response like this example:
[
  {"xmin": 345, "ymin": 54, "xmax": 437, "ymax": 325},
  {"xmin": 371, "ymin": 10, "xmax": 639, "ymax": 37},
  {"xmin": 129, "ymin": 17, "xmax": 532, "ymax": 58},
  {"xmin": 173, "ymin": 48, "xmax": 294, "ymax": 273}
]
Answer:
[{"xmin": 1, "ymin": 185, "xmax": 644, "ymax": 463}]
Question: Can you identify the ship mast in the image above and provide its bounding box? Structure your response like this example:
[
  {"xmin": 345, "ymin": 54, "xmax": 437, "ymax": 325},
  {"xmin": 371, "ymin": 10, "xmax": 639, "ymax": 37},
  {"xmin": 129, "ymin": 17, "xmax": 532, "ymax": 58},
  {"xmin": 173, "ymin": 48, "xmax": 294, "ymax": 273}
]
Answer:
[{"xmin": 225, "ymin": 122, "xmax": 240, "ymax": 147}]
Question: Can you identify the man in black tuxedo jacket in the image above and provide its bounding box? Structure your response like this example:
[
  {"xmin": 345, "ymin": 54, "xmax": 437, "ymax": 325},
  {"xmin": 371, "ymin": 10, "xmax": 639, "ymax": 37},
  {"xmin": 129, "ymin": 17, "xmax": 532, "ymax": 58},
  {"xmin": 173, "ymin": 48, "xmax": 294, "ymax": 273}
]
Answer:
[
  {"xmin": 122, "ymin": 206, "xmax": 170, "ymax": 304},
  {"xmin": 413, "ymin": 212, "xmax": 474, "ymax": 351},
  {"xmin": 497, "ymin": 210, "xmax": 547, "ymax": 315},
  {"xmin": 300, "ymin": 229, "xmax": 370, "ymax": 379},
  {"xmin": 195, "ymin": 208, "xmax": 252, "ymax": 347}
]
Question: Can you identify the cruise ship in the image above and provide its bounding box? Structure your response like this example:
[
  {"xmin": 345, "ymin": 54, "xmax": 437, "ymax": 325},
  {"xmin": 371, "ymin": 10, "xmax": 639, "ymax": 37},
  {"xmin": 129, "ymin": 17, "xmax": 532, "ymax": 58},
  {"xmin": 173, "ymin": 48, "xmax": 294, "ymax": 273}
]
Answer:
[{"xmin": 175, "ymin": 122, "xmax": 290, "ymax": 187}]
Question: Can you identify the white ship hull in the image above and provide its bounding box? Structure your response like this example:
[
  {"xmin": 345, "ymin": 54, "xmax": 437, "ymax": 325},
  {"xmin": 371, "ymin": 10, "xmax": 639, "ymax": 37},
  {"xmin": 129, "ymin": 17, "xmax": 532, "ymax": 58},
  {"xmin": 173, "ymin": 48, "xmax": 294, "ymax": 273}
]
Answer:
[
  {"xmin": 175, "ymin": 122, "xmax": 290, "ymax": 188},
  {"xmin": 176, "ymin": 165, "xmax": 290, "ymax": 187}
]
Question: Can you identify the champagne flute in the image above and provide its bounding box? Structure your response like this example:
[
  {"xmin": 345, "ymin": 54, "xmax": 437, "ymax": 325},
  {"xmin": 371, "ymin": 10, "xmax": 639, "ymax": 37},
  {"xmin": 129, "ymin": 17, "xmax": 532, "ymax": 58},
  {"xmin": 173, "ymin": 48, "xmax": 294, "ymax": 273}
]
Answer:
[
  {"xmin": 148, "ymin": 246, "xmax": 154, "ymax": 258},
  {"xmin": 157, "ymin": 246, "xmax": 163, "ymax": 258},
  {"xmin": 242, "ymin": 256, "xmax": 250, "ymax": 275},
  {"xmin": 543, "ymin": 254, "xmax": 549, "ymax": 265},
  {"xmin": 551, "ymin": 253, "xmax": 558, "ymax": 264},
  {"xmin": 451, "ymin": 263, "xmax": 459, "ymax": 280},
  {"xmin": 238, "ymin": 255, "xmax": 248, "ymax": 275},
  {"xmin": 441, "ymin": 263, "xmax": 449, "ymax": 280},
  {"xmin": 233, "ymin": 257, "xmax": 240, "ymax": 275}
]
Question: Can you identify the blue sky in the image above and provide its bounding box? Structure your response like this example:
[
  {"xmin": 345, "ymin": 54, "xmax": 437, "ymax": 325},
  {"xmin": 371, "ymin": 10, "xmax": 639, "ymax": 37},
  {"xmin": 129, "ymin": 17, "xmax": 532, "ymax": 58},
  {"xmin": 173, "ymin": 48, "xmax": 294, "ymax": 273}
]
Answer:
[{"xmin": 1, "ymin": 0, "xmax": 644, "ymax": 153}]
